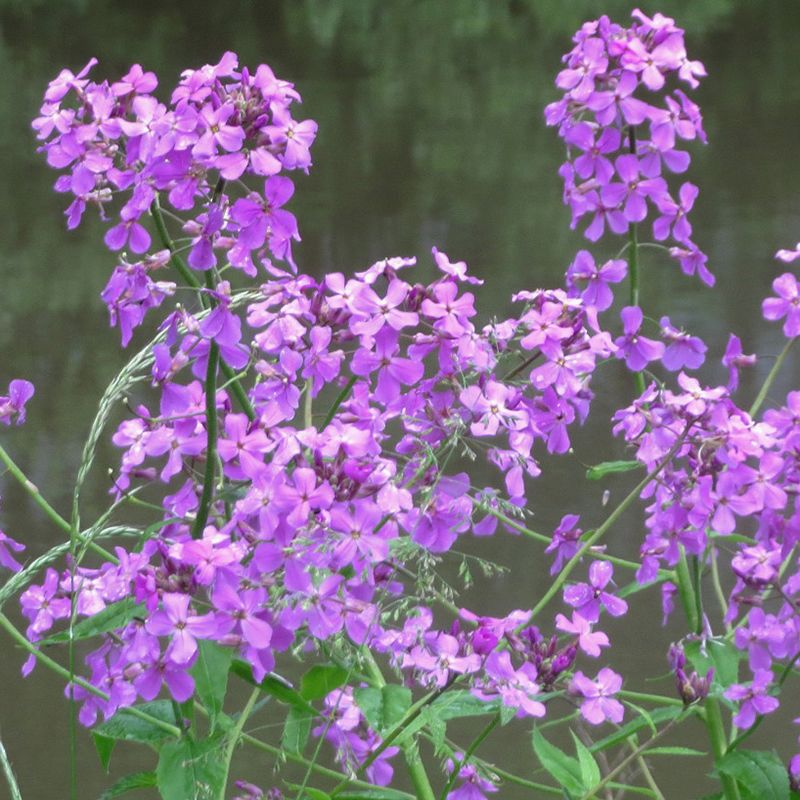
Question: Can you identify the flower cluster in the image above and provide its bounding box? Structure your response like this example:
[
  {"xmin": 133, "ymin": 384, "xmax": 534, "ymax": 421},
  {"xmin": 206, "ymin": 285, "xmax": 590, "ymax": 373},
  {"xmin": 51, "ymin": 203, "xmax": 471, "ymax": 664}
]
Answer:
[
  {"xmin": 546, "ymin": 8, "xmax": 712, "ymax": 285},
  {"xmin": 6, "ymin": 11, "xmax": 800, "ymax": 799}
]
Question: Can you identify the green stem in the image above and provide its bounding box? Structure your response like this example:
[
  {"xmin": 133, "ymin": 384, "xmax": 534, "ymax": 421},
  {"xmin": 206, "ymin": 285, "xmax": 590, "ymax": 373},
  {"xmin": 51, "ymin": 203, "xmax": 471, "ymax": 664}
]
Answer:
[
  {"xmin": 322, "ymin": 375, "xmax": 358, "ymax": 428},
  {"xmin": 705, "ymin": 697, "xmax": 740, "ymax": 800},
  {"xmin": 0, "ymin": 442, "xmax": 71, "ymax": 534},
  {"xmin": 749, "ymin": 337, "xmax": 795, "ymax": 417},
  {"xmin": 527, "ymin": 427, "xmax": 688, "ymax": 622},
  {"xmin": 218, "ymin": 688, "xmax": 260, "ymax": 800},
  {"xmin": 363, "ymin": 653, "xmax": 436, "ymax": 800},
  {"xmin": 438, "ymin": 713, "xmax": 500, "ymax": 800},
  {"xmin": 0, "ymin": 732, "xmax": 22, "ymax": 800},
  {"xmin": 192, "ymin": 332, "xmax": 219, "ymax": 539},
  {"xmin": 578, "ymin": 715, "xmax": 681, "ymax": 800},
  {"xmin": 633, "ymin": 746, "xmax": 665, "ymax": 800},
  {"xmin": 0, "ymin": 612, "xmax": 181, "ymax": 738},
  {"xmin": 617, "ymin": 690, "xmax": 683, "ymax": 707},
  {"xmin": 150, "ymin": 196, "xmax": 203, "ymax": 295},
  {"xmin": 627, "ymin": 126, "xmax": 646, "ymax": 397},
  {"xmin": 151, "ymin": 196, "xmax": 256, "ymax": 421},
  {"xmin": 475, "ymin": 501, "xmax": 666, "ymax": 576},
  {"xmin": 304, "ymin": 378, "xmax": 313, "ymax": 429},
  {"xmin": 238, "ymin": 729, "xmax": 415, "ymax": 797},
  {"xmin": 675, "ymin": 548, "xmax": 701, "ymax": 634},
  {"xmin": 709, "ymin": 545, "xmax": 731, "ymax": 633}
]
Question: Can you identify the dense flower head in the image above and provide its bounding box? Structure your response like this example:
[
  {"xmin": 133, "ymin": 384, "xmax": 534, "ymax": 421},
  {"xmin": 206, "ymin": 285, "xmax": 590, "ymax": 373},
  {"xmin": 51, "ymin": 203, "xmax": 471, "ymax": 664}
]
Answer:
[{"xmin": 547, "ymin": 9, "xmax": 712, "ymax": 284}]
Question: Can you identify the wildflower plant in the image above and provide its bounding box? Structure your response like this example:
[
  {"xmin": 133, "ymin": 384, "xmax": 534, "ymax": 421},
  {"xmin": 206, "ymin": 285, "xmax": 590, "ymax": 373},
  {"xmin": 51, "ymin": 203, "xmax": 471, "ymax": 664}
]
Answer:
[{"xmin": 0, "ymin": 8, "xmax": 798, "ymax": 800}]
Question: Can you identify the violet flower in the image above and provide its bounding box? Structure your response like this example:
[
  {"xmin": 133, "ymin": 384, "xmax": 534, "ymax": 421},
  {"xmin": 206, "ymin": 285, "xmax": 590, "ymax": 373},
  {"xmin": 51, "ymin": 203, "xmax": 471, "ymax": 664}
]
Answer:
[
  {"xmin": 571, "ymin": 668, "xmax": 624, "ymax": 725},
  {"xmin": 615, "ymin": 306, "xmax": 665, "ymax": 372}
]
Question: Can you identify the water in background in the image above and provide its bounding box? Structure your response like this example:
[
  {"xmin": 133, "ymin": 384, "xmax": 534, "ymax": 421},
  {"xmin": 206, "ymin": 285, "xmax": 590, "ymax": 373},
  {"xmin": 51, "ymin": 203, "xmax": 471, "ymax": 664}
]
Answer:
[{"xmin": 1, "ymin": 0, "xmax": 799, "ymax": 796}]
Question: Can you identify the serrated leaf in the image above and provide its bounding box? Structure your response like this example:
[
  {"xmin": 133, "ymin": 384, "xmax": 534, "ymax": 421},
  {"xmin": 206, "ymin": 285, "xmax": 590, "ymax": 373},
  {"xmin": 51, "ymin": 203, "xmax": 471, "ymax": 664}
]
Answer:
[
  {"xmin": 94, "ymin": 701, "xmax": 177, "ymax": 744},
  {"xmin": 354, "ymin": 685, "xmax": 411, "ymax": 734},
  {"xmin": 156, "ymin": 736, "xmax": 225, "ymax": 800},
  {"xmin": 590, "ymin": 706, "xmax": 681, "ymax": 754},
  {"xmin": 190, "ymin": 640, "xmax": 232, "ymax": 732},
  {"xmin": 300, "ymin": 664, "xmax": 349, "ymax": 701},
  {"xmin": 586, "ymin": 460, "xmax": 641, "ymax": 480},
  {"xmin": 41, "ymin": 598, "xmax": 145, "ymax": 645},
  {"xmin": 717, "ymin": 750, "xmax": 789, "ymax": 800},
  {"xmin": 93, "ymin": 733, "xmax": 115, "ymax": 772},
  {"xmin": 571, "ymin": 732, "xmax": 601, "ymax": 790},
  {"xmin": 230, "ymin": 661, "xmax": 315, "ymax": 713},
  {"xmin": 532, "ymin": 728, "xmax": 584, "ymax": 795},
  {"xmin": 98, "ymin": 771, "xmax": 157, "ymax": 799},
  {"xmin": 282, "ymin": 707, "xmax": 313, "ymax": 755},
  {"xmin": 646, "ymin": 746, "xmax": 706, "ymax": 756},
  {"xmin": 425, "ymin": 708, "xmax": 447, "ymax": 756}
]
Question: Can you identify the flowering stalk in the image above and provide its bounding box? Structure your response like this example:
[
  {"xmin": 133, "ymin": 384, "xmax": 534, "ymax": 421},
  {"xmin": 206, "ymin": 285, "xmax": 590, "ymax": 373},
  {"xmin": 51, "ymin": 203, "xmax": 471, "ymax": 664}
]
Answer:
[{"xmin": 528, "ymin": 426, "xmax": 688, "ymax": 622}]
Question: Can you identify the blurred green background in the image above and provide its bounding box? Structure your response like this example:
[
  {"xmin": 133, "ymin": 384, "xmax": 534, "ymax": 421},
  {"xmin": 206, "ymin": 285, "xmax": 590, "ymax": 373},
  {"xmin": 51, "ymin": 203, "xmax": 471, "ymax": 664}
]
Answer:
[{"xmin": 1, "ymin": 0, "xmax": 799, "ymax": 797}]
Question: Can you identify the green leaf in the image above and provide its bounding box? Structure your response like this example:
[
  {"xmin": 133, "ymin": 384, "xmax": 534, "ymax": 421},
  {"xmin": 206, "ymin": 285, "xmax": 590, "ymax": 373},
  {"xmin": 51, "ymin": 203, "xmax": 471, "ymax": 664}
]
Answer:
[
  {"xmin": 623, "ymin": 701, "xmax": 657, "ymax": 736},
  {"xmin": 98, "ymin": 771, "xmax": 157, "ymax": 799},
  {"xmin": 282, "ymin": 707, "xmax": 313, "ymax": 755},
  {"xmin": 156, "ymin": 737, "xmax": 225, "ymax": 800},
  {"xmin": 93, "ymin": 733, "xmax": 115, "ymax": 772},
  {"xmin": 532, "ymin": 728, "xmax": 584, "ymax": 795},
  {"xmin": 190, "ymin": 640, "xmax": 233, "ymax": 732},
  {"xmin": 685, "ymin": 637, "xmax": 740, "ymax": 689},
  {"xmin": 590, "ymin": 707, "xmax": 681, "ymax": 754},
  {"xmin": 571, "ymin": 733, "xmax": 601, "ymax": 790},
  {"xmin": 300, "ymin": 664, "xmax": 349, "ymax": 701},
  {"xmin": 425, "ymin": 708, "xmax": 447, "ymax": 756},
  {"xmin": 707, "ymin": 639, "xmax": 740, "ymax": 688},
  {"xmin": 499, "ymin": 703, "xmax": 516, "ymax": 726},
  {"xmin": 646, "ymin": 746, "xmax": 706, "ymax": 756},
  {"xmin": 717, "ymin": 750, "xmax": 790, "ymax": 800},
  {"xmin": 428, "ymin": 690, "xmax": 501, "ymax": 721},
  {"xmin": 285, "ymin": 784, "xmax": 330, "ymax": 800},
  {"xmin": 586, "ymin": 460, "xmax": 641, "ymax": 480},
  {"xmin": 230, "ymin": 660, "xmax": 315, "ymax": 713},
  {"xmin": 334, "ymin": 791, "xmax": 411, "ymax": 799},
  {"xmin": 41, "ymin": 598, "xmax": 145, "ymax": 644},
  {"xmin": 94, "ymin": 701, "xmax": 177, "ymax": 744},
  {"xmin": 354, "ymin": 685, "xmax": 412, "ymax": 734}
]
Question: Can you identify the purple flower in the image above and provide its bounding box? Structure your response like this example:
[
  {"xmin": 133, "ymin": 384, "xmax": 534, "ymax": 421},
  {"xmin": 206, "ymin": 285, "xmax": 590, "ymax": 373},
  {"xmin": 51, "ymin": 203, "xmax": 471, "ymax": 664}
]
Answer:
[
  {"xmin": 20, "ymin": 568, "xmax": 71, "ymax": 635},
  {"xmin": 145, "ymin": 593, "xmax": 218, "ymax": 664},
  {"xmin": 722, "ymin": 334, "xmax": 756, "ymax": 392},
  {"xmin": 775, "ymin": 242, "xmax": 800, "ymax": 263},
  {"xmin": 187, "ymin": 204, "xmax": 225, "ymax": 271},
  {"xmin": 659, "ymin": 316, "xmax": 706, "ymax": 371},
  {"xmin": 566, "ymin": 123, "xmax": 620, "ymax": 182},
  {"xmin": 571, "ymin": 668, "xmax": 624, "ymax": 725},
  {"xmin": 762, "ymin": 273, "xmax": 800, "ymax": 337},
  {"xmin": 565, "ymin": 250, "xmax": 626, "ymax": 311},
  {"xmin": 653, "ymin": 182, "xmax": 698, "ymax": 243},
  {"xmin": 563, "ymin": 561, "xmax": 628, "ymax": 622},
  {"xmin": 615, "ymin": 306, "xmax": 665, "ymax": 371},
  {"xmin": 446, "ymin": 757, "xmax": 498, "ymax": 800},
  {"xmin": 351, "ymin": 329, "xmax": 424, "ymax": 405},
  {"xmin": 0, "ymin": 379, "xmax": 34, "ymax": 425},
  {"xmin": 555, "ymin": 611, "xmax": 609, "ymax": 657},
  {"xmin": 0, "ymin": 529, "xmax": 24, "ymax": 572},
  {"xmin": 724, "ymin": 670, "xmax": 779, "ymax": 729},
  {"xmin": 546, "ymin": 514, "xmax": 582, "ymax": 574}
]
